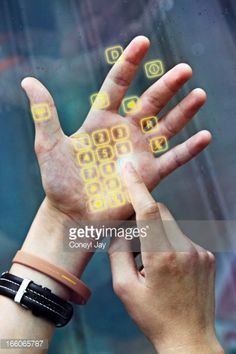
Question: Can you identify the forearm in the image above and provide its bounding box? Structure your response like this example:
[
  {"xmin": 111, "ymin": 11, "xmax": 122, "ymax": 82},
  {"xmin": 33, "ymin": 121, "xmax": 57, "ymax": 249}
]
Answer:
[
  {"xmin": 0, "ymin": 198, "xmax": 91, "ymax": 354},
  {"xmin": 154, "ymin": 338, "xmax": 225, "ymax": 354},
  {"xmin": 156, "ymin": 346, "xmax": 225, "ymax": 354}
]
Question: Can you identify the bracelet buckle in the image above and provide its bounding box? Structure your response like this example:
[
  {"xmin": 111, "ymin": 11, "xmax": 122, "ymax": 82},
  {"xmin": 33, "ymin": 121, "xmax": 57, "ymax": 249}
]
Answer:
[{"xmin": 14, "ymin": 278, "xmax": 31, "ymax": 309}]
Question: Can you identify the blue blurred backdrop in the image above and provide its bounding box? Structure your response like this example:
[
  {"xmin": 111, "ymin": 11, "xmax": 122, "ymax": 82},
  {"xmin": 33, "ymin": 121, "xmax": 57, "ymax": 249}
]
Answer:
[{"xmin": 0, "ymin": 0, "xmax": 236, "ymax": 353}]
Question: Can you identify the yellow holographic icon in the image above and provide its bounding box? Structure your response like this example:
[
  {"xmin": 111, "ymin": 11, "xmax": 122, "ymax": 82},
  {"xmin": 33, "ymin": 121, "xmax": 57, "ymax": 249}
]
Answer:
[
  {"xmin": 115, "ymin": 141, "xmax": 133, "ymax": 157},
  {"xmin": 111, "ymin": 125, "xmax": 129, "ymax": 141},
  {"xmin": 90, "ymin": 92, "xmax": 110, "ymax": 110},
  {"xmin": 71, "ymin": 134, "xmax": 91, "ymax": 151},
  {"xmin": 77, "ymin": 149, "xmax": 95, "ymax": 166},
  {"xmin": 92, "ymin": 129, "xmax": 110, "ymax": 146},
  {"xmin": 104, "ymin": 177, "xmax": 122, "ymax": 192},
  {"xmin": 100, "ymin": 161, "xmax": 117, "ymax": 177},
  {"xmin": 85, "ymin": 181, "xmax": 103, "ymax": 196},
  {"xmin": 105, "ymin": 45, "xmax": 124, "ymax": 64},
  {"xmin": 81, "ymin": 166, "xmax": 99, "ymax": 182},
  {"xmin": 149, "ymin": 136, "xmax": 168, "ymax": 154},
  {"xmin": 31, "ymin": 103, "xmax": 51, "ymax": 122},
  {"xmin": 88, "ymin": 195, "xmax": 106, "ymax": 212},
  {"xmin": 96, "ymin": 146, "xmax": 114, "ymax": 162},
  {"xmin": 108, "ymin": 191, "xmax": 125, "ymax": 208},
  {"xmin": 140, "ymin": 117, "xmax": 159, "ymax": 133},
  {"xmin": 144, "ymin": 60, "xmax": 164, "ymax": 79},
  {"xmin": 122, "ymin": 96, "xmax": 141, "ymax": 115}
]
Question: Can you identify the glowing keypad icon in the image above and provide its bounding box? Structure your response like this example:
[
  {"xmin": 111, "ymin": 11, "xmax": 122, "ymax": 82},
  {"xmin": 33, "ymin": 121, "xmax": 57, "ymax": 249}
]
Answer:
[
  {"xmin": 111, "ymin": 125, "xmax": 129, "ymax": 141},
  {"xmin": 108, "ymin": 192, "xmax": 125, "ymax": 208},
  {"xmin": 105, "ymin": 177, "xmax": 121, "ymax": 192},
  {"xmin": 122, "ymin": 96, "xmax": 141, "ymax": 115},
  {"xmin": 81, "ymin": 166, "xmax": 99, "ymax": 181},
  {"xmin": 140, "ymin": 117, "xmax": 159, "ymax": 133},
  {"xmin": 92, "ymin": 129, "xmax": 110, "ymax": 146},
  {"xmin": 115, "ymin": 141, "xmax": 132, "ymax": 157},
  {"xmin": 31, "ymin": 103, "xmax": 51, "ymax": 122},
  {"xmin": 144, "ymin": 60, "xmax": 164, "ymax": 79},
  {"xmin": 105, "ymin": 45, "xmax": 124, "ymax": 64},
  {"xmin": 77, "ymin": 149, "xmax": 95, "ymax": 166},
  {"xmin": 90, "ymin": 92, "xmax": 110, "ymax": 110},
  {"xmin": 72, "ymin": 134, "xmax": 91, "ymax": 151},
  {"xmin": 89, "ymin": 195, "xmax": 106, "ymax": 212},
  {"xmin": 149, "ymin": 136, "xmax": 168, "ymax": 154},
  {"xmin": 86, "ymin": 181, "xmax": 103, "ymax": 196},
  {"xmin": 75, "ymin": 124, "xmax": 136, "ymax": 213},
  {"xmin": 100, "ymin": 161, "xmax": 117, "ymax": 177},
  {"xmin": 96, "ymin": 146, "xmax": 114, "ymax": 161}
]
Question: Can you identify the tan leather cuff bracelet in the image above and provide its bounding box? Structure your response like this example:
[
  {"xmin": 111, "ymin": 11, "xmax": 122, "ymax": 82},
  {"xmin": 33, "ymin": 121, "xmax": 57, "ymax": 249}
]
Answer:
[{"xmin": 12, "ymin": 250, "xmax": 91, "ymax": 305}]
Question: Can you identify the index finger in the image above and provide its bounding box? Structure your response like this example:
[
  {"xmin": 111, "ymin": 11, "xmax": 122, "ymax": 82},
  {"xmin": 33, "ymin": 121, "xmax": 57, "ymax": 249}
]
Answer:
[{"xmin": 122, "ymin": 162, "xmax": 172, "ymax": 252}]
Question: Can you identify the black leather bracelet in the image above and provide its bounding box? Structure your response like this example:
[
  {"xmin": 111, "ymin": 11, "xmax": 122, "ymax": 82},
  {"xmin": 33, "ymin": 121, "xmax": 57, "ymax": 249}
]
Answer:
[{"xmin": 0, "ymin": 272, "xmax": 73, "ymax": 327}]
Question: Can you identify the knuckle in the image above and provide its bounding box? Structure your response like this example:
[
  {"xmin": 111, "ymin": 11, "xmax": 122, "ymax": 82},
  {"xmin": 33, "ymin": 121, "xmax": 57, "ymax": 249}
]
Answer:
[
  {"xmin": 124, "ymin": 55, "xmax": 139, "ymax": 68},
  {"xmin": 162, "ymin": 251, "xmax": 177, "ymax": 263},
  {"xmin": 200, "ymin": 249, "xmax": 209, "ymax": 260},
  {"xmin": 165, "ymin": 120, "xmax": 178, "ymax": 137},
  {"xmin": 145, "ymin": 93, "xmax": 163, "ymax": 112},
  {"xmin": 180, "ymin": 247, "xmax": 199, "ymax": 267},
  {"xmin": 172, "ymin": 149, "xmax": 183, "ymax": 168},
  {"xmin": 203, "ymin": 251, "xmax": 216, "ymax": 268},
  {"xmin": 34, "ymin": 140, "xmax": 45, "ymax": 155},
  {"xmin": 112, "ymin": 278, "xmax": 130, "ymax": 297},
  {"xmin": 110, "ymin": 73, "xmax": 129, "ymax": 88},
  {"xmin": 188, "ymin": 247, "xmax": 199, "ymax": 260},
  {"xmin": 141, "ymin": 202, "xmax": 160, "ymax": 219},
  {"xmin": 142, "ymin": 252, "xmax": 158, "ymax": 268},
  {"xmin": 207, "ymin": 251, "xmax": 216, "ymax": 265},
  {"xmin": 157, "ymin": 251, "xmax": 178, "ymax": 273}
]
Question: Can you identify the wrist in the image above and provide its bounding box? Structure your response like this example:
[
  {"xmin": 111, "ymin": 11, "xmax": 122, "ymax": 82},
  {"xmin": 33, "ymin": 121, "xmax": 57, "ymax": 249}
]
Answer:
[
  {"xmin": 154, "ymin": 337, "xmax": 224, "ymax": 354},
  {"xmin": 10, "ymin": 198, "xmax": 92, "ymax": 300},
  {"xmin": 156, "ymin": 345, "xmax": 224, "ymax": 354}
]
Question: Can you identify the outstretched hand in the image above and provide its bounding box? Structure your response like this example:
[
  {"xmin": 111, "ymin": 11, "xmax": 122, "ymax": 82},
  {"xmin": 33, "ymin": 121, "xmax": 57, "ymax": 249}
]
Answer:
[{"xmin": 21, "ymin": 36, "xmax": 211, "ymax": 222}]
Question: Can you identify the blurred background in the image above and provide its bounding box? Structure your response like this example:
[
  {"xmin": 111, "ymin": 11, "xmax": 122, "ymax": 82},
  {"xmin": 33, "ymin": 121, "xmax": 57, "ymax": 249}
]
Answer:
[{"xmin": 0, "ymin": 0, "xmax": 236, "ymax": 352}]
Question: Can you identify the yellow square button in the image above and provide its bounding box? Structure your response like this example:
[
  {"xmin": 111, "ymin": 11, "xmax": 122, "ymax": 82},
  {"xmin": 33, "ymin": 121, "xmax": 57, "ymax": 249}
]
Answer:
[
  {"xmin": 149, "ymin": 136, "xmax": 168, "ymax": 154},
  {"xmin": 77, "ymin": 149, "xmax": 95, "ymax": 166},
  {"xmin": 140, "ymin": 117, "xmax": 159, "ymax": 133},
  {"xmin": 92, "ymin": 129, "xmax": 110, "ymax": 146},
  {"xmin": 111, "ymin": 125, "xmax": 129, "ymax": 141},
  {"xmin": 108, "ymin": 192, "xmax": 125, "ymax": 208},
  {"xmin": 105, "ymin": 177, "xmax": 122, "ymax": 192},
  {"xmin": 88, "ymin": 195, "xmax": 106, "ymax": 213},
  {"xmin": 71, "ymin": 134, "xmax": 91, "ymax": 151},
  {"xmin": 81, "ymin": 166, "xmax": 99, "ymax": 181},
  {"xmin": 122, "ymin": 96, "xmax": 141, "ymax": 115},
  {"xmin": 85, "ymin": 181, "xmax": 103, "ymax": 196},
  {"xmin": 90, "ymin": 92, "xmax": 110, "ymax": 110},
  {"xmin": 144, "ymin": 60, "xmax": 164, "ymax": 79},
  {"xmin": 105, "ymin": 45, "xmax": 124, "ymax": 64},
  {"xmin": 96, "ymin": 146, "xmax": 114, "ymax": 161},
  {"xmin": 115, "ymin": 141, "xmax": 132, "ymax": 157},
  {"xmin": 100, "ymin": 161, "xmax": 117, "ymax": 177},
  {"xmin": 31, "ymin": 103, "xmax": 51, "ymax": 122}
]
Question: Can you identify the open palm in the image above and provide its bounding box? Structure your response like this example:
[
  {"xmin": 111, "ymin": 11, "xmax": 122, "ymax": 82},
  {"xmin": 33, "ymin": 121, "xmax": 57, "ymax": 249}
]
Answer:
[{"xmin": 21, "ymin": 36, "xmax": 211, "ymax": 222}]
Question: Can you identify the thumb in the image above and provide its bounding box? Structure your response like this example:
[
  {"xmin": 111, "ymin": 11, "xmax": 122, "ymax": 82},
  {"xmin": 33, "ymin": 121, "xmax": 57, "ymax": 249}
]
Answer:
[{"xmin": 21, "ymin": 77, "xmax": 64, "ymax": 154}]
